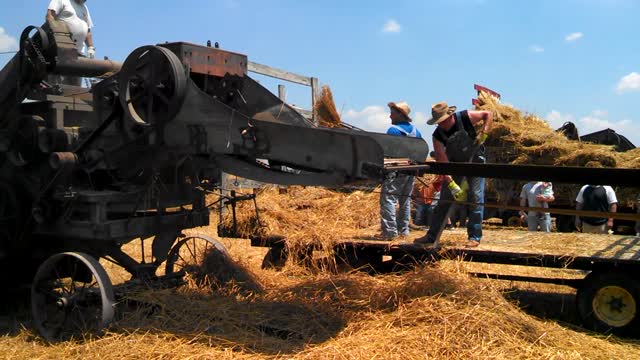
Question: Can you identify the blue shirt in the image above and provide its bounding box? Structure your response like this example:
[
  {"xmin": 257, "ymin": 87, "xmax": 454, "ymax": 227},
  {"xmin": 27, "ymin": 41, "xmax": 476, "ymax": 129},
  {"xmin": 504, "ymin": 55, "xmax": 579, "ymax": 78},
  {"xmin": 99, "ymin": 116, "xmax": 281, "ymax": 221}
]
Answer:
[{"xmin": 386, "ymin": 122, "xmax": 423, "ymax": 139}]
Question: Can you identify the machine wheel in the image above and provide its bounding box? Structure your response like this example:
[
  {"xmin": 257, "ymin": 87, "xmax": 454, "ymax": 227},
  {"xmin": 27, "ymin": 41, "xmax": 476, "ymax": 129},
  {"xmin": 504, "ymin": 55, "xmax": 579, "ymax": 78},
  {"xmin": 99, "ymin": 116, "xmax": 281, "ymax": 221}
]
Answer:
[
  {"xmin": 165, "ymin": 234, "xmax": 230, "ymax": 281},
  {"xmin": 576, "ymin": 271, "xmax": 640, "ymax": 336},
  {"xmin": 119, "ymin": 45, "xmax": 188, "ymax": 128},
  {"xmin": 31, "ymin": 252, "xmax": 115, "ymax": 342}
]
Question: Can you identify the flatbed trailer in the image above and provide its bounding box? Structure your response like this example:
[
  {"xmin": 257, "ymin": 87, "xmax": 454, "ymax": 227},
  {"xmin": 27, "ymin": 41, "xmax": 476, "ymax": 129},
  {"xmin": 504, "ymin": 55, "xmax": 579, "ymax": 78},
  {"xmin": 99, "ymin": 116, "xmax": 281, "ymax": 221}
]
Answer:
[{"xmin": 253, "ymin": 229, "xmax": 640, "ymax": 336}]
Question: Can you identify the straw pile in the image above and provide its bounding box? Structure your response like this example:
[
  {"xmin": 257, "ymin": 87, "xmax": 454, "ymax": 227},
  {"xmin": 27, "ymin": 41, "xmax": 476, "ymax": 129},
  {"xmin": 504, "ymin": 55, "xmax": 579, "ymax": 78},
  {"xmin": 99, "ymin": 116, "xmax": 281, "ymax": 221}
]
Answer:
[
  {"xmin": 314, "ymin": 85, "xmax": 342, "ymax": 128},
  {"xmin": 475, "ymin": 92, "xmax": 639, "ymax": 205},
  {"xmin": 475, "ymin": 92, "xmax": 623, "ymax": 168},
  {"xmin": 223, "ymin": 186, "xmax": 380, "ymax": 252},
  {"xmin": 3, "ymin": 244, "xmax": 640, "ymax": 359},
  {"xmin": 3, "ymin": 188, "xmax": 640, "ymax": 358}
]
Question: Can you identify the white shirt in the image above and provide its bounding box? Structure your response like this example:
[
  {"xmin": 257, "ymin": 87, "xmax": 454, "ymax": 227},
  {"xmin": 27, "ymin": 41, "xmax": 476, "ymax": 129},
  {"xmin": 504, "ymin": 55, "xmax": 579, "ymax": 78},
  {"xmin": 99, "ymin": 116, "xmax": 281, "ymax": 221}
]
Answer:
[
  {"xmin": 520, "ymin": 182, "xmax": 553, "ymax": 217},
  {"xmin": 48, "ymin": 0, "xmax": 94, "ymax": 55},
  {"xmin": 576, "ymin": 185, "xmax": 618, "ymax": 204}
]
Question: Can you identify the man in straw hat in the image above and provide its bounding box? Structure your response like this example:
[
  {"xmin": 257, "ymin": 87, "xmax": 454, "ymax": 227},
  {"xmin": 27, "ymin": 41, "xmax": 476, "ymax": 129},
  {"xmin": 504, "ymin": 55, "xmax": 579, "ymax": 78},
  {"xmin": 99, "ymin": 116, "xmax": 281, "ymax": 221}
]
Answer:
[
  {"xmin": 414, "ymin": 102, "xmax": 492, "ymax": 248},
  {"xmin": 375, "ymin": 101, "xmax": 423, "ymax": 240}
]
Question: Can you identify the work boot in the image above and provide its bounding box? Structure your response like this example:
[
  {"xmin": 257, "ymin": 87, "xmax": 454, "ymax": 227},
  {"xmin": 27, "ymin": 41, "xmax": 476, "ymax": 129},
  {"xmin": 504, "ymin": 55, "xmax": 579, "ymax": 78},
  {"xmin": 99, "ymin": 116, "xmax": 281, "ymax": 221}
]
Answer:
[
  {"xmin": 372, "ymin": 233, "xmax": 397, "ymax": 241},
  {"xmin": 413, "ymin": 235, "xmax": 435, "ymax": 246},
  {"xmin": 465, "ymin": 240, "xmax": 480, "ymax": 248}
]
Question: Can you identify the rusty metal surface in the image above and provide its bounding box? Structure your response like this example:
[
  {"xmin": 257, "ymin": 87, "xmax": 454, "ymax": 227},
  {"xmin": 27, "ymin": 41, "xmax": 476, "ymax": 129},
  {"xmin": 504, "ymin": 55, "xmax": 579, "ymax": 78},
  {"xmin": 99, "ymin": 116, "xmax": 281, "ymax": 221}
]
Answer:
[{"xmin": 161, "ymin": 42, "xmax": 247, "ymax": 77}]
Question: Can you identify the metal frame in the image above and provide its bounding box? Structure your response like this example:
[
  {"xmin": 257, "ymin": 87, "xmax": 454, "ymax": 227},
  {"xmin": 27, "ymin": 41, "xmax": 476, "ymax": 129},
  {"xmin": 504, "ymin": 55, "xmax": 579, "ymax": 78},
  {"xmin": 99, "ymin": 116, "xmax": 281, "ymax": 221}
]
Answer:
[{"xmin": 248, "ymin": 61, "xmax": 319, "ymax": 125}]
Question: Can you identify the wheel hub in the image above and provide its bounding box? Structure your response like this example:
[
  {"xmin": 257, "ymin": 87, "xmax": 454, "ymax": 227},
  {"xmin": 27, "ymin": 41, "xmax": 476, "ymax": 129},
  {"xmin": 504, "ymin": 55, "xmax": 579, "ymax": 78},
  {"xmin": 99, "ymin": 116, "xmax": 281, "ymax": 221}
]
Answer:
[
  {"xmin": 55, "ymin": 297, "xmax": 70, "ymax": 310},
  {"xmin": 593, "ymin": 285, "xmax": 637, "ymax": 327}
]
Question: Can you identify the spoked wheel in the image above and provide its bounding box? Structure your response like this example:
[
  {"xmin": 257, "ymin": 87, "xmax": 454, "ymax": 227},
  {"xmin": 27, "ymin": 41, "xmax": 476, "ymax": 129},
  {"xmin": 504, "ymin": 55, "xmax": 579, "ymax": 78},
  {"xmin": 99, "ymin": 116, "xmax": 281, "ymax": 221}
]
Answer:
[
  {"xmin": 166, "ymin": 234, "xmax": 229, "ymax": 274},
  {"xmin": 165, "ymin": 235, "xmax": 231, "ymax": 285},
  {"xmin": 577, "ymin": 271, "xmax": 640, "ymax": 336},
  {"xmin": 31, "ymin": 252, "xmax": 115, "ymax": 342},
  {"xmin": 119, "ymin": 45, "xmax": 187, "ymax": 129}
]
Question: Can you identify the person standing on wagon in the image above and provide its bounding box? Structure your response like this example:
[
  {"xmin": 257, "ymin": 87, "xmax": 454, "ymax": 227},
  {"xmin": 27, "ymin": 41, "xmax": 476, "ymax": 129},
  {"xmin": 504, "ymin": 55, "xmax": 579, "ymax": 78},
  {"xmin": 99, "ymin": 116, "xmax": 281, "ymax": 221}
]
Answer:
[{"xmin": 414, "ymin": 102, "xmax": 493, "ymax": 248}]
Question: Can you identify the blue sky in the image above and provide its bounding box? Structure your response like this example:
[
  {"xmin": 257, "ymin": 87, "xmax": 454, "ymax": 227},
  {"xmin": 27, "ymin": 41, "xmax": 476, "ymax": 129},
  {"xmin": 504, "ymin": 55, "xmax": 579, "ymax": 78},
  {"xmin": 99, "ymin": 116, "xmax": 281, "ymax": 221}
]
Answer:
[{"xmin": 1, "ymin": 0, "xmax": 639, "ymax": 149}]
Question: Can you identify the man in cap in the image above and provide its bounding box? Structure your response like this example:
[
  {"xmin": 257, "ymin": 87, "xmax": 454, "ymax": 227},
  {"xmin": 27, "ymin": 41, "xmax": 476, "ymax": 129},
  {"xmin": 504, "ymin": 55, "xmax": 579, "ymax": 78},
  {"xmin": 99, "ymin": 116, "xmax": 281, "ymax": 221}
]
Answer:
[
  {"xmin": 47, "ymin": 0, "xmax": 95, "ymax": 59},
  {"xmin": 375, "ymin": 102, "xmax": 423, "ymax": 240},
  {"xmin": 414, "ymin": 102, "xmax": 492, "ymax": 247}
]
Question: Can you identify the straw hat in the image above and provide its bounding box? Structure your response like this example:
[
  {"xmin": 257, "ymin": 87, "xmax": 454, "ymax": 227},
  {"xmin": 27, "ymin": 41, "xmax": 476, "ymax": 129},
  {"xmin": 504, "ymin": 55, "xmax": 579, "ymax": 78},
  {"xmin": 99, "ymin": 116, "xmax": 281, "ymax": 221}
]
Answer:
[
  {"xmin": 387, "ymin": 101, "xmax": 412, "ymax": 121},
  {"xmin": 427, "ymin": 102, "xmax": 457, "ymax": 125}
]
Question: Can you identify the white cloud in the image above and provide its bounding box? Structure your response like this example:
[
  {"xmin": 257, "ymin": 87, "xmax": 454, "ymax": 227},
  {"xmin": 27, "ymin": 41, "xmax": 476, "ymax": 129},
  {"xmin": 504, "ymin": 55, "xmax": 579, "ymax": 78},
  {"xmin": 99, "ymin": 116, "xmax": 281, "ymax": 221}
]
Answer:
[
  {"xmin": 0, "ymin": 27, "xmax": 18, "ymax": 53},
  {"xmin": 343, "ymin": 105, "xmax": 428, "ymax": 134},
  {"xmin": 545, "ymin": 110, "xmax": 575, "ymax": 129},
  {"xmin": 565, "ymin": 32, "xmax": 584, "ymax": 42},
  {"xmin": 382, "ymin": 19, "xmax": 401, "ymax": 33},
  {"xmin": 616, "ymin": 72, "xmax": 640, "ymax": 93},
  {"xmin": 529, "ymin": 45, "xmax": 545, "ymax": 53},
  {"xmin": 578, "ymin": 111, "xmax": 632, "ymax": 134},
  {"xmin": 343, "ymin": 106, "xmax": 390, "ymax": 133}
]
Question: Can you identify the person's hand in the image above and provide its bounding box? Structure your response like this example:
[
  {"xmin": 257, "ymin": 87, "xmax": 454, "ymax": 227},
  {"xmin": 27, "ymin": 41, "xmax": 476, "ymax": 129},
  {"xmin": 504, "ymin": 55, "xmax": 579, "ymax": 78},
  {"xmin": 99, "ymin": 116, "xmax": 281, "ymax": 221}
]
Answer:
[
  {"xmin": 535, "ymin": 194, "xmax": 546, "ymax": 202},
  {"xmin": 88, "ymin": 46, "xmax": 96, "ymax": 59},
  {"xmin": 575, "ymin": 218, "xmax": 582, "ymax": 231},
  {"xmin": 607, "ymin": 218, "xmax": 614, "ymax": 229},
  {"xmin": 475, "ymin": 132, "xmax": 488, "ymax": 145},
  {"xmin": 448, "ymin": 179, "xmax": 468, "ymax": 202}
]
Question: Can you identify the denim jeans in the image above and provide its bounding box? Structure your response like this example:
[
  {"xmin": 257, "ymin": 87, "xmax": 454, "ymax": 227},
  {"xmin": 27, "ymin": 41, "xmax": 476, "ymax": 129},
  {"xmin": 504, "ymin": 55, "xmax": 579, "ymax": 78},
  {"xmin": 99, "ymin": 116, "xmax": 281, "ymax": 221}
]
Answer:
[
  {"xmin": 526, "ymin": 213, "xmax": 551, "ymax": 232},
  {"xmin": 424, "ymin": 176, "xmax": 485, "ymax": 242},
  {"xmin": 414, "ymin": 203, "xmax": 432, "ymax": 226},
  {"xmin": 380, "ymin": 174, "xmax": 415, "ymax": 237}
]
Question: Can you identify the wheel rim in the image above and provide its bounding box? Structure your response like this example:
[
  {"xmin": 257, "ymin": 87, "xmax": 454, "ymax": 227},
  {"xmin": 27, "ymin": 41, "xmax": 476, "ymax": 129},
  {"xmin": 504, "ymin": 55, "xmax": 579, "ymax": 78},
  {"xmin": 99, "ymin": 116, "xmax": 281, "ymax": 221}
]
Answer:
[
  {"xmin": 119, "ymin": 45, "xmax": 187, "ymax": 128},
  {"xmin": 31, "ymin": 252, "xmax": 115, "ymax": 342},
  {"xmin": 165, "ymin": 235, "xmax": 229, "ymax": 278},
  {"xmin": 592, "ymin": 285, "xmax": 637, "ymax": 328}
]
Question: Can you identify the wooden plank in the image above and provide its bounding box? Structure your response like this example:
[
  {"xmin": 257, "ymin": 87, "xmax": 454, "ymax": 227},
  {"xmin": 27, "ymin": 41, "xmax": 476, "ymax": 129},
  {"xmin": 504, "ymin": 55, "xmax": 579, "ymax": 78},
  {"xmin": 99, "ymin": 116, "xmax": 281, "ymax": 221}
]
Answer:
[
  {"xmin": 248, "ymin": 61, "xmax": 311, "ymax": 86},
  {"xmin": 289, "ymin": 106, "xmax": 312, "ymax": 119},
  {"xmin": 311, "ymin": 77, "xmax": 318, "ymax": 126},
  {"xmin": 278, "ymin": 84, "xmax": 286, "ymax": 101}
]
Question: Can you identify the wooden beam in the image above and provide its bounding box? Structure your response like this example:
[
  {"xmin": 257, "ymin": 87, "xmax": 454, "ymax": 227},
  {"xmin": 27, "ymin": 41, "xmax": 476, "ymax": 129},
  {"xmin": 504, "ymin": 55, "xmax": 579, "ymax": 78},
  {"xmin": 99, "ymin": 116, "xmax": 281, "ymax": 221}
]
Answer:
[
  {"xmin": 310, "ymin": 77, "xmax": 318, "ymax": 126},
  {"xmin": 289, "ymin": 106, "xmax": 312, "ymax": 120},
  {"xmin": 248, "ymin": 61, "xmax": 311, "ymax": 86},
  {"xmin": 278, "ymin": 84, "xmax": 286, "ymax": 101}
]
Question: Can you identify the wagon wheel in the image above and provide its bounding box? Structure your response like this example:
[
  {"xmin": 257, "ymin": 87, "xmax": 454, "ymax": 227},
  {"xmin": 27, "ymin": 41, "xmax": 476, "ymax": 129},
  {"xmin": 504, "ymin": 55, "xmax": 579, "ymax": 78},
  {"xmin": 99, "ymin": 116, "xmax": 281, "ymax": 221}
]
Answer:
[
  {"xmin": 119, "ymin": 45, "xmax": 187, "ymax": 128},
  {"xmin": 31, "ymin": 252, "xmax": 115, "ymax": 342},
  {"xmin": 577, "ymin": 271, "xmax": 640, "ymax": 336},
  {"xmin": 165, "ymin": 235, "xmax": 230, "ymax": 284}
]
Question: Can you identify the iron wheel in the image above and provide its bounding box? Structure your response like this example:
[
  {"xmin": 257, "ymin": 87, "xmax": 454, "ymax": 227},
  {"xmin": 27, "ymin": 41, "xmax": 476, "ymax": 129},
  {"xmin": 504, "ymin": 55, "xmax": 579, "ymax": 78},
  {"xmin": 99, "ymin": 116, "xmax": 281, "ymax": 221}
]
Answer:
[{"xmin": 31, "ymin": 252, "xmax": 115, "ymax": 342}]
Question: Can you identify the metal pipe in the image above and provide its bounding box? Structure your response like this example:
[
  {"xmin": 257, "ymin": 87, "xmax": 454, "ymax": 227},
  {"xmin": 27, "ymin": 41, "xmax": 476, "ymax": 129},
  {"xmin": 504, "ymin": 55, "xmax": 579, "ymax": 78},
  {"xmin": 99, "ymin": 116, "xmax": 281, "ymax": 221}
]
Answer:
[{"xmin": 53, "ymin": 57, "xmax": 122, "ymax": 77}]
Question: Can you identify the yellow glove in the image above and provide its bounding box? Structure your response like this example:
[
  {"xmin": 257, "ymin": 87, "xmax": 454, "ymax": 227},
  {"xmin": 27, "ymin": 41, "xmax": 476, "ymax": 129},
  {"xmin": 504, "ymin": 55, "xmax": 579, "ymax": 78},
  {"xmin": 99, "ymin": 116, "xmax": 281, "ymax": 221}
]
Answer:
[
  {"xmin": 476, "ymin": 132, "xmax": 488, "ymax": 145},
  {"xmin": 448, "ymin": 180, "xmax": 468, "ymax": 202}
]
